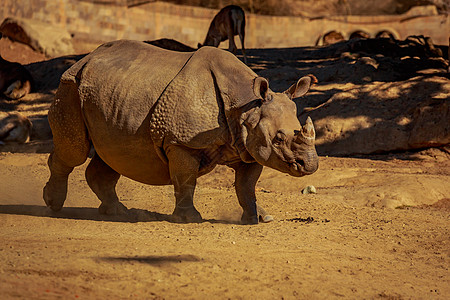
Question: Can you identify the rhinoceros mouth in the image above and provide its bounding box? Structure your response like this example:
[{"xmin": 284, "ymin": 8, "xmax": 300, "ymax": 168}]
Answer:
[{"xmin": 289, "ymin": 159, "xmax": 306, "ymax": 176}]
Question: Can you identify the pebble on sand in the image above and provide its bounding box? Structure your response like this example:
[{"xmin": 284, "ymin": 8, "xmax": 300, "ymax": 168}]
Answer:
[{"xmin": 302, "ymin": 185, "xmax": 317, "ymax": 194}]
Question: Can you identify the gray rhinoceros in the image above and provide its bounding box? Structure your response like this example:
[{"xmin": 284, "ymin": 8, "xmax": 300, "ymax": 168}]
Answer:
[{"xmin": 43, "ymin": 40, "xmax": 319, "ymax": 224}]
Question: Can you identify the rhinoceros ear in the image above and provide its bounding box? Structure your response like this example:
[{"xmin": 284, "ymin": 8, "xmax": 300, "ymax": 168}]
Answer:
[
  {"xmin": 285, "ymin": 74, "xmax": 317, "ymax": 99},
  {"xmin": 253, "ymin": 77, "xmax": 270, "ymax": 101},
  {"xmin": 241, "ymin": 106, "xmax": 261, "ymax": 129}
]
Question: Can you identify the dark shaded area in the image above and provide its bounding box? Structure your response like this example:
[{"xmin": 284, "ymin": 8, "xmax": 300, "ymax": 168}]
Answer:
[
  {"xmin": 0, "ymin": 205, "xmax": 166, "ymax": 222},
  {"xmin": 351, "ymin": 146, "xmax": 450, "ymax": 161},
  {"xmin": 26, "ymin": 54, "xmax": 86, "ymax": 94},
  {"xmin": 417, "ymin": 198, "xmax": 450, "ymax": 210},
  {"xmin": 300, "ymin": 77, "xmax": 449, "ymax": 156},
  {"xmin": 0, "ymin": 93, "xmax": 53, "ymax": 113},
  {"xmin": 144, "ymin": 38, "xmax": 196, "ymax": 52},
  {"xmin": 244, "ymin": 37, "xmax": 448, "ymax": 158},
  {"xmin": 99, "ymin": 254, "xmax": 201, "ymax": 265},
  {"xmin": 0, "ymin": 54, "xmax": 85, "ymax": 151},
  {"xmin": 0, "ymin": 55, "xmax": 34, "ymax": 98},
  {"xmin": 0, "ymin": 205, "xmax": 240, "ymax": 224},
  {"xmin": 1, "ymin": 36, "xmax": 448, "ymax": 157},
  {"xmin": 248, "ymin": 36, "xmax": 448, "ymax": 89}
]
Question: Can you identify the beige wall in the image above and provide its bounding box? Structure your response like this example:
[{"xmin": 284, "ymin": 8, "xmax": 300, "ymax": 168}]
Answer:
[{"xmin": 0, "ymin": 0, "xmax": 448, "ymax": 52}]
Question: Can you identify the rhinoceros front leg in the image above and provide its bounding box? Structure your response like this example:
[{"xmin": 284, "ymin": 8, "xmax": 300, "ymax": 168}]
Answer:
[
  {"xmin": 167, "ymin": 146, "xmax": 203, "ymax": 223},
  {"xmin": 232, "ymin": 162, "xmax": 273, "ymax": 224},
  {"xmin": 85, "ymin": 154, "xmax": 127, "ymax": 215}
]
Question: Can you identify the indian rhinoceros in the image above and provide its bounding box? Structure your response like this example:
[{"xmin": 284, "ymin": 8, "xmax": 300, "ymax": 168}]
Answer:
[{"xmin": 43, "ymin": 40, "xmax": 319, "ymax": 224}]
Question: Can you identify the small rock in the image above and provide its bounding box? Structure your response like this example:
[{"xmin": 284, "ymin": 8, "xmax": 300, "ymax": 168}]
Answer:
[{"xmin": 302, "ymin": 185, "xmax": 317, "ymax": 194}]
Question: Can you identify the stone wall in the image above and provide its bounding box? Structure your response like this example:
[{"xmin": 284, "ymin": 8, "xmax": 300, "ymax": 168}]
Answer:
[{"xmin": 1, "ymin": 0, "xmax": 448, "ymax": 53}]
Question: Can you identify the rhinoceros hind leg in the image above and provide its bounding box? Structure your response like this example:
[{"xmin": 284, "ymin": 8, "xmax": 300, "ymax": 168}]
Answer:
[
  {"xmin": 44, "ymin": 77, "xmax": 90, "ymax": 211},
  {"xmin": 167, "ymin": 145, "xmax": 203, "ymax": 223},
  {"xmin": 85, "ymin": 154, "xmax": 127, "ymax": 215},
  {"xmin": 43, "ymin": 152, "xmax": 74, "ymax": 211}
]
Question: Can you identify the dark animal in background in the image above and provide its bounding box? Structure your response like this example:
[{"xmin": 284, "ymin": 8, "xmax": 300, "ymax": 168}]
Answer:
[
  {"xmin": 349, "ymin": 30, "xmax": 370, "ymax": 40},
  {"xmin": 145, "ymin": 38, "xmax": 196, "ymax": 52},
  {"xmin": 0, "ymin": 55, "xmax": 33, "ymax": 99},
  {"xmin": 0, "ymin": 111, "xmax": 32, "ymax": 144},
  {"xmin": 317, "ymin": 31, "xmax": 345, "ymax": 46},
  {"xmin": 198, "ymin": 5, "xmax": 247, "ymax": 64},
  {"xmin": 376, "ymin": 30, "xmax": 395, "ymax": 39},
  {"xmin": 0, "ymin": 32, "xmax": 33, "ymax": 99}
]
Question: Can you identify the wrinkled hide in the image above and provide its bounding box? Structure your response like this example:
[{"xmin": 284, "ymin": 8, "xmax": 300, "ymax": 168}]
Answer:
[{"xmin": 44, "ymin": 40, "xmax": 318, "ymax": 224}]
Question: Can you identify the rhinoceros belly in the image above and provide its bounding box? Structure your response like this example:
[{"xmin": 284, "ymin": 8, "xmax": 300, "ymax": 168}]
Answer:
[
  {"xmin": 89, "ymin": 126, "xmax": 172, "ymax": 185},
  {"xmin": 81, "ymin": 87, "xmax": 172, "ymax": 185}
]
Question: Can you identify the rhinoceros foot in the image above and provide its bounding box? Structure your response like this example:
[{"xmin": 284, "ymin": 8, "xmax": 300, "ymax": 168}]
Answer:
[
  {"xmin": 170, "ymin": 206, "xmax": 203, "ymax": 223},
  {"xmin": 257, "ymin": 204, "xmax": 274, "ymax": 223},
  {"xmin": 98, "ymin": 201, "xmax": 128, "ymax": 215},
  {"xmin": 259, "ymin": 214, "xmax": 274, "ymax": 223},
  {"xmin": 241, "ymin": 212, "xmax": 259, "ymax": 225},
  {"xmin": 43, "ymin": 181, "xmax": 67, "ymax": 212},
  {"xmin": 240, "ymin": 204, "xmax": 274, "ymax": 224}
]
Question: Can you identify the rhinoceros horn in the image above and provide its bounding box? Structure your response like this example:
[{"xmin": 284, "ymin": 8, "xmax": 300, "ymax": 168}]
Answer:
[{"xmin": 296, "ymin": 116, "xmax": 315, "ymax": 141}]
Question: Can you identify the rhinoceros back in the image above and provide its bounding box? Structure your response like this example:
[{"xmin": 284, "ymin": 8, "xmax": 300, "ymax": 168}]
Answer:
[{"xmin": 76, "ymin": 40, "xmax": 193, "ymax": 137}]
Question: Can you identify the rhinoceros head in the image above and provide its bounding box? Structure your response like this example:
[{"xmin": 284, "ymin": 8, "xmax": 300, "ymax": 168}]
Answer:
[{"xmin": 238, "ymin": 75, "xmax": 319, "ymax": 177}]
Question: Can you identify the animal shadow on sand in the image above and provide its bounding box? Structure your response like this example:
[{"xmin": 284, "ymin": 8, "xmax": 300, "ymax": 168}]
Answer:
[
  {"xmin": 0, "ymin": 204, "xmax": 240, "ymax": 224},
  {"xmin": 98, "ymin": 254, "xmax": 201, "ymax": 266},
  {"xmin": 0, "ymin": 205, "xmax": 204, "ymax": 266}
]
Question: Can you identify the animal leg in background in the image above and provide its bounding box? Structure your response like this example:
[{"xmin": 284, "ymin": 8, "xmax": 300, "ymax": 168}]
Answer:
[
  {"xmin": 232, "ymin": 8, "xmax": 247, "ymax": 64},
  {"xmin": 226, "ymin": 17, "xmax": 238, "ymax": 54},
  {"xmin": 237, "ymin": 23, "xmax": 247, "ymax": 64}
]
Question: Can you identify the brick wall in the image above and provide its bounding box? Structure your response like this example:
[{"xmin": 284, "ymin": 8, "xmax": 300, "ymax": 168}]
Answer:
[{"xmin": 0, "ymin": 0, "xmax": 448, "ymax": 53}]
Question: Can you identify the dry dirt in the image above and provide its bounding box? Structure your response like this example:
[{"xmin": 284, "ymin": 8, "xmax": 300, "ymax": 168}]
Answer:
[{"xmin": 0, "ymin": 38, "xmax": 449, "ymax": 299}]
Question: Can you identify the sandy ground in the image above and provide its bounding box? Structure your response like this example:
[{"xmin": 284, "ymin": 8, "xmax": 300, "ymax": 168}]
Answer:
[
  {"xmin": 0, "ymin": 38, "xmax": 449, "ymax": 299},
  {"xmin": 0, "ymin": 153, "xmax": 449, "ymax": 299}
]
